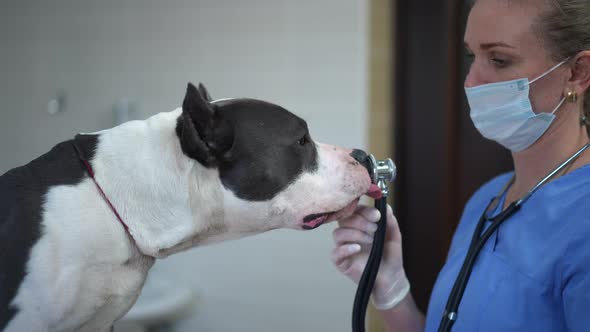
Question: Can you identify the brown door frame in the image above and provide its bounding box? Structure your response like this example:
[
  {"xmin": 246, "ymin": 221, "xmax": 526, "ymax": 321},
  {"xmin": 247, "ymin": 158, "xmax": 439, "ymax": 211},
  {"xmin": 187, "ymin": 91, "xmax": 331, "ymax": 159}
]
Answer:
[{"xmin": 391, "ymin": 0, "xmax": 512, "ymax": 311}]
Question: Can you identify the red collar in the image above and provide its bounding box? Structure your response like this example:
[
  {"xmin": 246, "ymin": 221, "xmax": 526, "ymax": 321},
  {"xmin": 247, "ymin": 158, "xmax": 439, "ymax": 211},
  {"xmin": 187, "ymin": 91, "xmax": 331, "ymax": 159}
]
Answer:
[{"xmin": 73, "ymin": 141, "xmax": 133, "ymax": 238}]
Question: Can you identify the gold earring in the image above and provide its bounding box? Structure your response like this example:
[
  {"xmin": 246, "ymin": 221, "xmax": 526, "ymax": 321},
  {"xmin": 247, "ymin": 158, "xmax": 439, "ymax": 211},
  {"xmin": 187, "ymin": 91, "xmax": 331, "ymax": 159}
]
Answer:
[{"xmin": 566, "ymin": 91, "xmax": 578, "ymax": 103}]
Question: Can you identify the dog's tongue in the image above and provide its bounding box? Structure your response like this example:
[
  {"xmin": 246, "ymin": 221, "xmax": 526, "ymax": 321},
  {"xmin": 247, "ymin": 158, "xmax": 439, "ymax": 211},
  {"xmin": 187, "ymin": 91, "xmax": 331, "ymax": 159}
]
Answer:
[
  {"xmin": 366, "ymin": 183, "xmax": 382, "ymax": 199},
  {"xmin": 302, "ymin": 214, "xmax": 329, "ymax": 230}
]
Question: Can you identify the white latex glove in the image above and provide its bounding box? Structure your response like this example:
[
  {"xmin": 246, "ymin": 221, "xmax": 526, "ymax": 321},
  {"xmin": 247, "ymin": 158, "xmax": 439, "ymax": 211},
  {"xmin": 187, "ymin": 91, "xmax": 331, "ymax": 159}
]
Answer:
[{"xmin": 332, "ymin": 204, "xmax": 410, "ymax": 310}]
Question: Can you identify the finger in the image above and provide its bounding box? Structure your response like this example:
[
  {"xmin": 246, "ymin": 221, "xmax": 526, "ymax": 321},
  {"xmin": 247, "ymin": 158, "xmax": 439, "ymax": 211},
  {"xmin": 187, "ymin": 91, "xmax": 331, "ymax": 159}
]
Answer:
[
  {"xmin": 385, "ymin": 204, "xmax": 402, "ymax": 242},
  {"xmin": 337, "ymin": 217, "xmax": 379, "ymax": 236},
  {"xmin": 333, "ymin": 227, "xmax": 374, "ymax": 246},
  {"xmin": 355, "ymin": 205, "xmax": 381, "ymax": 223},
  {"xmin": 338, "ymin": 206, "xmax": 381, "ymax": 230},
  {"xmin": 331, "ymin": 243, "xmax": 362, "ymax": 268}
]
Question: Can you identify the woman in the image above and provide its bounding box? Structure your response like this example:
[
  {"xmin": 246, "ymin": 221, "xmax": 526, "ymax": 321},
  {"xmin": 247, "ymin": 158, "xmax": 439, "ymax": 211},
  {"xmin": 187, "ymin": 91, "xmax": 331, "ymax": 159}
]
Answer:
[{"xmin": 331, "ymin": 0, "xmax": 590, "ymax": 330}]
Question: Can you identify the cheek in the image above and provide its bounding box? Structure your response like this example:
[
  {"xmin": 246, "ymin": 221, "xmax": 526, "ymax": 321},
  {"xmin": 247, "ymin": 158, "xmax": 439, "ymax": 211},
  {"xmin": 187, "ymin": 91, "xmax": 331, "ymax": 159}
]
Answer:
[
  {"xmin": 530, "ymin": 85, "xmax": 563, "ymax": 114},
  {"xmin": 281, "ymin": 171, "xmax": 368, "ymax": 213},
  {"xmin": 528, "ymin": 64, "xmax": 570, "ymax": 113}
]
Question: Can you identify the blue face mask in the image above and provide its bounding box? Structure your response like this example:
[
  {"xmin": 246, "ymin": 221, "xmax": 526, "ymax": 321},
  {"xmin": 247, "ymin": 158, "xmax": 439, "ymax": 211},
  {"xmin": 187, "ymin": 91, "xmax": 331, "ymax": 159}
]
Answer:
[{"xmin": 464, "ymin": 59, "xmax": 569, "ymax": 152}]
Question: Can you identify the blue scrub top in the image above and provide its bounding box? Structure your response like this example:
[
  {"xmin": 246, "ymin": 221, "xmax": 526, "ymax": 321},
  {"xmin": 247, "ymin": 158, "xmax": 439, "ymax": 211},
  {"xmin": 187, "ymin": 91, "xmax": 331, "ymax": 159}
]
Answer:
[{"xmin": 425, "ymin": 165, "xmax": 590, "ymax": 331}]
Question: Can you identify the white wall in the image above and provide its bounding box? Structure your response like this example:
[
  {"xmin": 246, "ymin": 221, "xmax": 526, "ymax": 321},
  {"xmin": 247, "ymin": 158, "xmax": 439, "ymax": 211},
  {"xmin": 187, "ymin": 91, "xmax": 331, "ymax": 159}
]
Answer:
[{"xmin": 0, "ymin": 0, "xmax": 369, "ymax": 331}]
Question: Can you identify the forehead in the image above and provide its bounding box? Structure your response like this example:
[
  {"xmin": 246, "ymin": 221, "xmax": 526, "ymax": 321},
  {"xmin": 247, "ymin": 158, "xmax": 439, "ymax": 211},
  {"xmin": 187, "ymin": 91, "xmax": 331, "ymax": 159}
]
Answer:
[{"xmin": 465, "ymin": 0, "xmax": 546, "ymax": 52}]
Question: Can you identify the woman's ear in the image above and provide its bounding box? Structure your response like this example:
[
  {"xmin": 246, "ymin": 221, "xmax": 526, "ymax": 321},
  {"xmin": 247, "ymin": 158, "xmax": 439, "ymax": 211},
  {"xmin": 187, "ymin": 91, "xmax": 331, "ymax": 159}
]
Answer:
[{"xmin": 568, "ymin": 51, "xmax": 590, "ymax": 94}]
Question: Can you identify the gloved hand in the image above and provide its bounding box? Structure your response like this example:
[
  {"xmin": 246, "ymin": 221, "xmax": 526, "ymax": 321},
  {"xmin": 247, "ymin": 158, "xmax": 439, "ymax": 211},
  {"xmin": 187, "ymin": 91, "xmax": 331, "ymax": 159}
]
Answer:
[{"xmin": 331, "ymin": 204, "xmax": 410, "ymax": 310}]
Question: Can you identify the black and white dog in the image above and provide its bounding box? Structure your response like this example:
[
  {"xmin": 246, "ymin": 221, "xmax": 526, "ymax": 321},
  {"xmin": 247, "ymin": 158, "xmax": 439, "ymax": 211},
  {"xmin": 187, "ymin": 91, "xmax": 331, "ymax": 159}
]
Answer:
[{"xmin": 0, "ymin": 83, "xmax": 379, "ymax": 331}]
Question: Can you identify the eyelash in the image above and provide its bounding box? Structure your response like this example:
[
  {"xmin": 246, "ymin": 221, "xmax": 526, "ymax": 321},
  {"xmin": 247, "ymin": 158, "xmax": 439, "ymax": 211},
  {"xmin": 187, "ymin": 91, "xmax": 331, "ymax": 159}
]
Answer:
[
  {"xmin": 491, "ymin": 57, "xmax": 508, "ymax": 67},
  {"xmin": 464, "ymin": 51, "xmax": 509, "ymax": 68}
]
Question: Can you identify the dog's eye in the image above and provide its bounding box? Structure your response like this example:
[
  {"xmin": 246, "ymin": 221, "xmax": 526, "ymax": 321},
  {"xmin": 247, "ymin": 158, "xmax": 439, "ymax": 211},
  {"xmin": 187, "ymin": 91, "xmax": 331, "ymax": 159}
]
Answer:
[{"xmin": 298, "ymin": 136, "xmax": 308, "ymax": 146}]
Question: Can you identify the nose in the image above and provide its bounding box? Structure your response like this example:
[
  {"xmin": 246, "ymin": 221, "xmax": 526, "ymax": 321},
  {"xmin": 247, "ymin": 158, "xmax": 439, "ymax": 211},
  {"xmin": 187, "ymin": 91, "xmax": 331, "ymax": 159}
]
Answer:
[
  {"xmin": 464, "ymin": 68, "xmax": 477, "ymax": 88},
  {"xmin": 350, "ymin": 149, "xmax": 372, "ymax": 176},
  {"xmin": 464, "ymin": 63, "xmax": 485, "ymax": 88},
  {"xmin": 351, "ymin": 148, "xmax": 367, "ymax": 163}
]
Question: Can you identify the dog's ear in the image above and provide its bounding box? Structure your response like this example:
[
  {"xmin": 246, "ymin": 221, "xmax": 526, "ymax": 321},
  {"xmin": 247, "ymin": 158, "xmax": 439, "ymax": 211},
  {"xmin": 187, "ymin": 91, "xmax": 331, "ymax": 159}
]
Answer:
[
  {"xmin": 179, "ymin": 82, "xmax": 234, "ymax": 166},
  {"xmin": 197, "ymin": 83, "xmax": 212, "ymax": 102}
]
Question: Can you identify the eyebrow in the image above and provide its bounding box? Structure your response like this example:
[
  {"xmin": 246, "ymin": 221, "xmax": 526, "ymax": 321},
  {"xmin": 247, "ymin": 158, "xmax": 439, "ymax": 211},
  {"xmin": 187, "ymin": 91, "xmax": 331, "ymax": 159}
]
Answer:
[{"xmin": 463, "ymin": 41, "xmax": 515, "ymax": 50}]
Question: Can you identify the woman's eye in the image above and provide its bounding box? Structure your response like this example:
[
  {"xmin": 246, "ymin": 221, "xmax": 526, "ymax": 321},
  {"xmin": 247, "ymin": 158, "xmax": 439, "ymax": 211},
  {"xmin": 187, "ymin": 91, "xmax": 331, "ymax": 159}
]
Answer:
[{"xmin": 491, "ymin": 58, "xmax": 507, "ymax": 66}]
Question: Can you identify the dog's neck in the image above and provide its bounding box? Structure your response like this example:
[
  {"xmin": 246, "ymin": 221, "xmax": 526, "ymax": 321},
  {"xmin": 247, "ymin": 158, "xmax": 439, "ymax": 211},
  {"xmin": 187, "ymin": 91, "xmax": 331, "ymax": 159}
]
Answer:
[{"xmin": 88, "ymin": 109, "xmax": 225, "ymax": 258}]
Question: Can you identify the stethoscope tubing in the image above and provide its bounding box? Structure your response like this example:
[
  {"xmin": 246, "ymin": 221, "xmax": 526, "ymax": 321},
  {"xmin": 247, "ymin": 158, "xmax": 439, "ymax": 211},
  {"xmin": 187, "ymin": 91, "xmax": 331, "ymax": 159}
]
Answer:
[
  {"xmin": 438, "ymin": 141, "xmax": 590, "ymax": 332},
  {"xmin": 352, "ymin": 197, "xmax": 388, "ymax": 332}
]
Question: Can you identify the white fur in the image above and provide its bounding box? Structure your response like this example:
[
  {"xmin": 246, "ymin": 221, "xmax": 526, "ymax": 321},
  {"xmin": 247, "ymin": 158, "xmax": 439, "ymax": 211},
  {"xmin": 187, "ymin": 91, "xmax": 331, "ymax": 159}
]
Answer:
[
  {"xmin": 5, "ymin": 108, "xmax": 371, "ymax": 331},
  {"xmin": 6, "ymin": 181, "xmax": 154, "ymax": 331}
]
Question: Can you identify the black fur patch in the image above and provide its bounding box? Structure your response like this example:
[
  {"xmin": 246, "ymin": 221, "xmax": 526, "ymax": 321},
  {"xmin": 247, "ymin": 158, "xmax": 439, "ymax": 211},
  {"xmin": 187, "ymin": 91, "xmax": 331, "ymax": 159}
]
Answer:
[
  {"xmin": 176, "ymin": 96, "xmax": 318, "ymax": 201},
  {"xmin": 217, "ymin": 99, "xmax": 319, "ymax": 201},
  {"xmin": 0, "ymin": 134, "xmax": 98, "ymax": 328}
]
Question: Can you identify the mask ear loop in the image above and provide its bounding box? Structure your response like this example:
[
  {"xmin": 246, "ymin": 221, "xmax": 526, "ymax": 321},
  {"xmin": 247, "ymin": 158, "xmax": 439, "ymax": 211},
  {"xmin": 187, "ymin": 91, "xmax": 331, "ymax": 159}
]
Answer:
[
  {"xmin": 550, "ymin": 97, "xmax": 566, "ymax": 115},
  {"xmin": 529, "ymin": 57, "xmax": 570, "ymax": 115},
  {"xmin": 529, "ymin": 57, "xmax": 571, "ymax": 85}
]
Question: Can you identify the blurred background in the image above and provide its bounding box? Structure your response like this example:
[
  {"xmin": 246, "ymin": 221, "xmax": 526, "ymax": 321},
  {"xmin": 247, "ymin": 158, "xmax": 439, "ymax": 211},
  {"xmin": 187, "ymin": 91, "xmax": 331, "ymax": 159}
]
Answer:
[{"xmin": 0, "ymin": 0, "xmax": 512, "ymax": 331}]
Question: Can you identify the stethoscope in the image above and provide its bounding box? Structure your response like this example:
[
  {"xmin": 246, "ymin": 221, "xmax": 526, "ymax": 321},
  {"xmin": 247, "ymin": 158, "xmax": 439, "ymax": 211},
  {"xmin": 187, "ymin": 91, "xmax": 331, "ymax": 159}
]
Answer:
[
  {"xmin": 437, "ymin": 141, "xmax": 590, "ymax": 332},
  {"xmin": 352, "ymin": 154, "xmax": 396, "ymax": 332},
  {"xmin": 352, "ymin": 142, "xmax": 590, "ymax": 332}
]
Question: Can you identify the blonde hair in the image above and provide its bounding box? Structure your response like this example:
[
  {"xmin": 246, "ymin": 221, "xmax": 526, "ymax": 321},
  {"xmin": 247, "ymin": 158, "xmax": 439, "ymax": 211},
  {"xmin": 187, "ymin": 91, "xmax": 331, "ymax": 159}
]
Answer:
[
  {"xmin": 540, "ymin": 0, "xmax": 590, "ymax": 123},
  {"xmin": 469, "ymin": 0, "xmax": 590, "ymax": 127}
]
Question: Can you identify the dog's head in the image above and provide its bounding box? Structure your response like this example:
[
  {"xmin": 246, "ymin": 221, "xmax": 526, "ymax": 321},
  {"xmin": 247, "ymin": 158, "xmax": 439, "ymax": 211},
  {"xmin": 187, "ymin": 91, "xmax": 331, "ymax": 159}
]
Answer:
[{"xmin": 176, "ymin": 82, "xmax": 378, "ymax": 241}]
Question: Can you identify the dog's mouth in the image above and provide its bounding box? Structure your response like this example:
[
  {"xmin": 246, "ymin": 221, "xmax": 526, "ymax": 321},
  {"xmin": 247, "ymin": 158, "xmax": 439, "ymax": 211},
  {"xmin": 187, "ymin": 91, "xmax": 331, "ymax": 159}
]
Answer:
[
  {"xmin": 301, "ymin": 196, "xmax": 363, "ymax": 230},
  {"xmin": 302, "ymin": 211, "xmax": 336, "ymax": 230},
  {"xmin": 301, "ymin": 184, "xmax": 383, "ymax": 230}
]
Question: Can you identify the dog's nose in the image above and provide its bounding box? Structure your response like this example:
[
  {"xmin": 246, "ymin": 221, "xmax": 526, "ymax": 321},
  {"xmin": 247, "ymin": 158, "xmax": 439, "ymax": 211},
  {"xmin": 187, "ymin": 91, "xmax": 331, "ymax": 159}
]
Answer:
[
  {"xmin": 350, "ymin": 149, "xmax": 372, "ymax": 176},
  {"xmin": 350, "ymin": 149, "xmax": 367, "ymax": 163}
]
